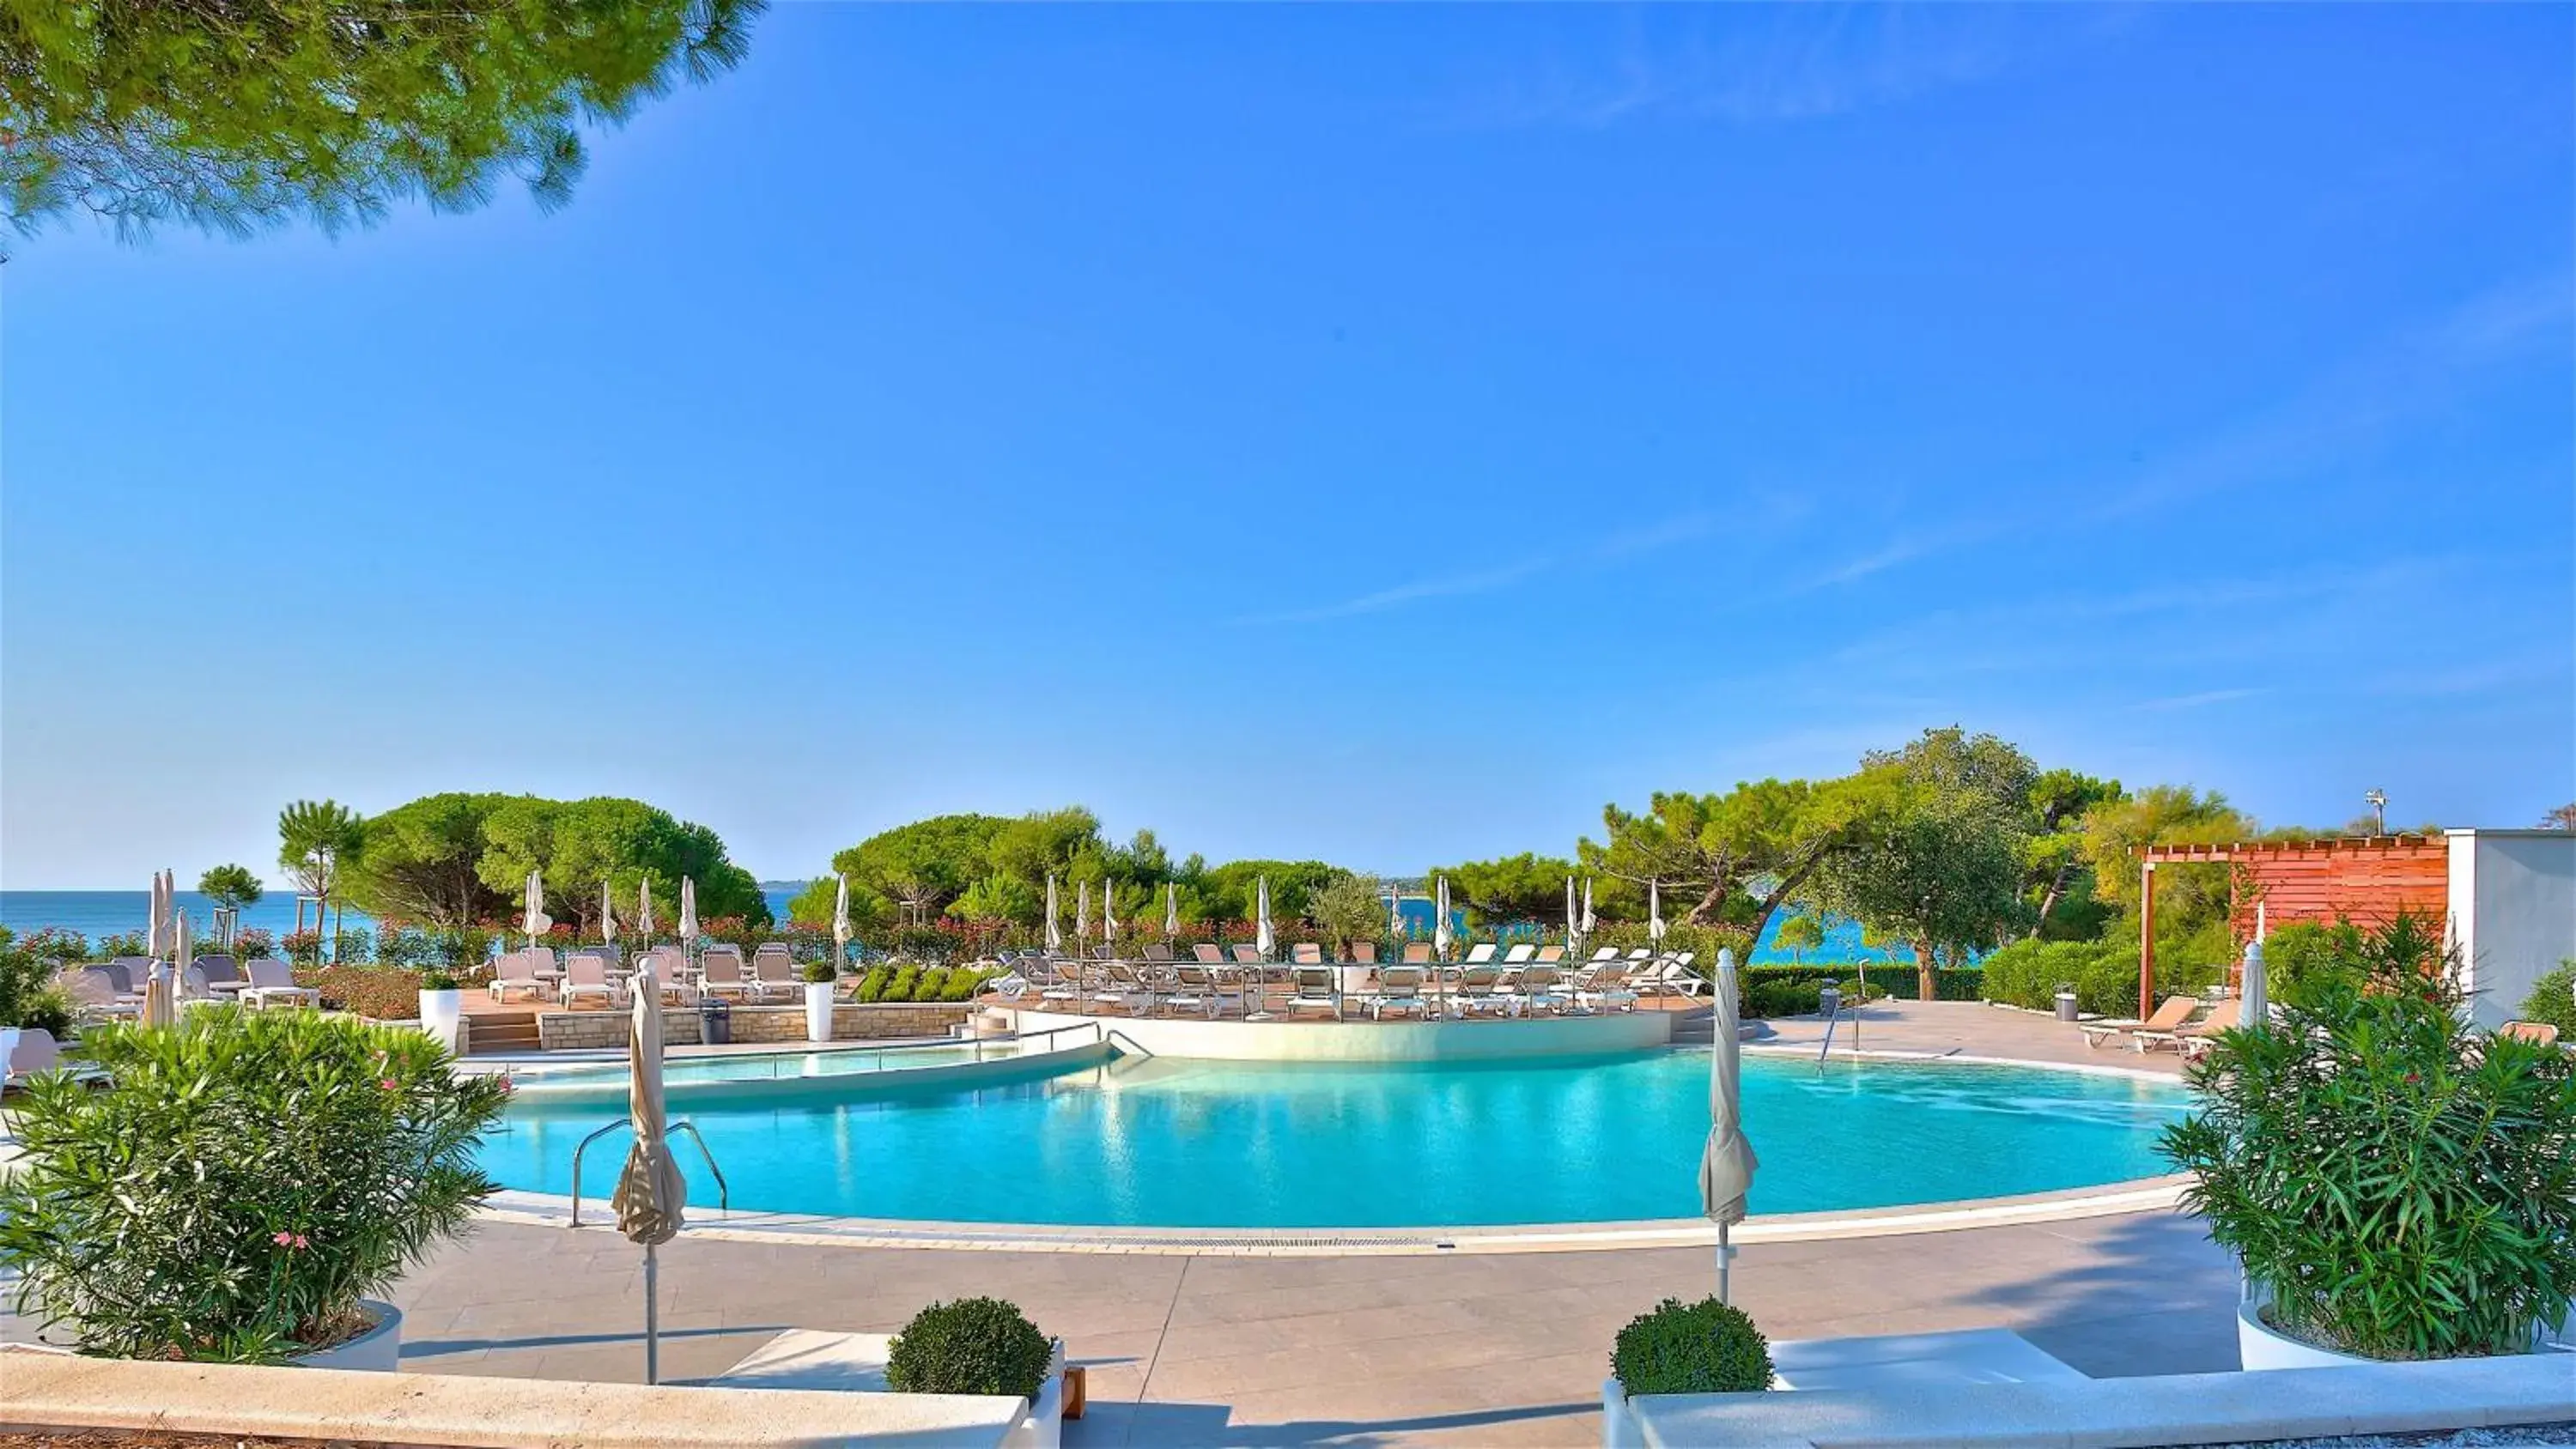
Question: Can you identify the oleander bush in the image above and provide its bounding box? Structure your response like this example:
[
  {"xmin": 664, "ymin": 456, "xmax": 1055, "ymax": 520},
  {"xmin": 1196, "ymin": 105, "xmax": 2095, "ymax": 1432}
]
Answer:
[
  {"xmin": 2519, "ymin": 961, "xmax": 2576, "ymax": 1036},
  {"xmin": 1612, "ymin": 1295, "xmax": 1771, "ymax": 1395},
  {"xmin": 2162, "ymin": 915, "xmax": 2576, "ymax": 1361},
  {"xmin": 293, "ymin": 965, "xmax": 430, "ymax": 1022},
  {"xmin": 886, "ymin": 1296, "xmax": 1054, "ymax": 1400},
  {"xmin": 0, "ymin": 1007, "xmax": 509, "ymax": 1362}
]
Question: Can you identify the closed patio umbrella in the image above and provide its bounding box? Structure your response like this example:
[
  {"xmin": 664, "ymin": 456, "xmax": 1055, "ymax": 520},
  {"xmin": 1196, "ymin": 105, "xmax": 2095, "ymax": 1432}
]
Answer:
[
  {"xmin": 143, "ymin": 906, "xmax": 181, "ymax": 1029},
  {"xmin": 1044, "ymin": 875, "xmax": 1061, "ymax": 952},
  {"xmin": 678, "ymin": 876, "xmax": 698, "ymax": 947},
  {"xmin": 610, "ymin": 961, "xmax": 687, "ymax": 1385},
  {"xmin": 1699, "ymin": 947, "xmax": 1759, "ymax": 1304},
  {"xmin": 2239, "ymin": 939, "xmax": 2268, "ymax": 1028},
  {"xmin": 1388, "ymin": 883, "xmax": 1403, "ymax": 940},
  {"xmin": 1103, "ymin": 881, "xmax": 1118, "ymax": 949},
  {"xmin": 1582, "ymin": 877, "xmax": 1595, "ymax": 937},
  {"xmin": 1649, "ymin": 879, "xmax": 1667, "ymax": 948},
  {"xmin": 601, "ymin": 880, "xmax": 618, "ymax": 947},
  {"xmin": 636, "ymin": 879, "xmax": 655, "ymax": 945},
  {"xmin": 523, "ymin": 872, "xmax": 552, "ymax": 950},
  {"xmin": 832, "ymin": 873, "xmax": 851, "ymax": 975},
  {"xmin": 1076, "ymin": 880, "xmax": 1091, "ymax": 945},
  {"xmin": 1565, "ymin": 876, "xmax": 1580, "ymax": 950},
  {"xmin": 1164, "ymin": 883, "xmax": 1180, "ymax": 939},
  {"xmin": 1255, "ymin": 876, "xmax": 1274, "ymax": 959},
  {"xmin": 1433, "ymin": 876, "xmax": 1453, "ymax": 960}
]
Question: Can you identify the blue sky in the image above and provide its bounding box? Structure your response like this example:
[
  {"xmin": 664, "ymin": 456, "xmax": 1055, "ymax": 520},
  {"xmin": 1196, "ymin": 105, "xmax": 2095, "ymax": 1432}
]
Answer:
[{"xmin": 4, "ymin": 4, "xmax": 2569, "ymax": 888}]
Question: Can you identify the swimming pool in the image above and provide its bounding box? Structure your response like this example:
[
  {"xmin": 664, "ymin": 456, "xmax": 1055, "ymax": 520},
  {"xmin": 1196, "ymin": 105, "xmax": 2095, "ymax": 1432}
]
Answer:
[{"xmin": 478, "ymin": 1049, "xmax": 2189, "ymax": 1228}]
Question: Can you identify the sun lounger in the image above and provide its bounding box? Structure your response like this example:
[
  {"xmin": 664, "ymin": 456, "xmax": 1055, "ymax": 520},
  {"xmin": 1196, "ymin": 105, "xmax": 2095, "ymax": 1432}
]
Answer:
[
  {"xmin": 1463, "ymin": 942, "xmax": 1498, "ymax": 965},
  {"xmin": 1348, "ymin": 941, "xmax": 1378, "ymax": 965},
  {"xmin": 1573, "ymin": 961, "xmax": 1641, "ymax": 1013},
  {"xmin": 2082, "ymin": 995, "xmax": 2196, "ymax": 1049},
  {"xmin": 1513, "ymin": 963, "xmax": 1570, "ymax": 1016},
  {"xmin": 60, "ymin": 968, "xmax": 141, "ymax": 1022},
  {"xmin": 6, "ymin": 1027, "xmax": 60, "ymax": 1082},
  {"xmin": 1284, "ymin": 966, "xmax": 1341, "ymax": 1020},
  {"xmin": 1227, "ymin": 943, "xmax": 1267, "ymax": 966},
  {"xmin": 2502, "ymin": 1021, "xmax": 2563, "ymax": 1048},
  {"xmin": 1532, "ymin": 943, "xmax": 1565, "ymax": 965},
  {"xmin": 2136, "ymin": 997, "xmax": 2240, "ymax": 1055},
  {"xmin": 489, "ymin": 947, "xmax": 551, "ymax": 1003},
  {"xmin": 1091, "ymin": 960, "xmax": 1155, "ymax": 1016},
  {"xmin": 1400, "ymin": 942, "xmax": 1433, "ymax": 964},
  {"xmin": 748, "ymin": 946, "xmax": 798, "ymax": 1003},
  {"xmin": 560, "ymin": 955, "xmax": 624, "ymax": 1009},
  {"xmin": 1448, "ymin": 965, "xmax": 1506, "ymax": 1017},
  {"xmin": 1190, "ymin": 943, "xmax": 1226, "ymax": 965},
  {"xmin": 1141, "ymin": 942, "xmax": 1176, "ymax": 963},
  {"xmin": 697, "ymin": 945, "xmax": 757, "ymax": 1001},
  {"xmin": 1501, "ymin": 943, "xmax": 1536, "ymax": 967},
  {"xmin": 191, "ymin": 955, "xmax": 248, "ymax": 995},
  {"xmin": 1371, "ymin": 965, "xmax": 1430, "ymax": 1020},
  {"xmin": 240, "ymin": 958, "xmax": 320, "ymax": 1010},
  {"xmin": 1290, "ymin": 943, "xmax": 1324, "ymax": 966}
]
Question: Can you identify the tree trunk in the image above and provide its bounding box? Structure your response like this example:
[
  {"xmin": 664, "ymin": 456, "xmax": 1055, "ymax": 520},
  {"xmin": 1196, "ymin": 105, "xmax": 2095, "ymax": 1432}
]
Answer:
[
  {"xmin": 1916, "ymin": 941, "xmax": 1935, "ymax": 1003},
  {"xmin": 2031, "ymin": 862, "xmax": 2074, "ymax": 940}
]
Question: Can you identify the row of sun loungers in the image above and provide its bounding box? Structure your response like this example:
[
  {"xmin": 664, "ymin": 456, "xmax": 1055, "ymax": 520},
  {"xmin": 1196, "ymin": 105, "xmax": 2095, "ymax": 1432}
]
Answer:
[
  {"xmin": 487, "ymin": 943, "xmax": 809, "ymax": 1009},
  {"xmin": 990, "ymin": 944, "xmax": 1698, "ymax": 1020},
  {"xmin": 57, "ymin": 955, "xmax": 319, "ymax": 1021}
]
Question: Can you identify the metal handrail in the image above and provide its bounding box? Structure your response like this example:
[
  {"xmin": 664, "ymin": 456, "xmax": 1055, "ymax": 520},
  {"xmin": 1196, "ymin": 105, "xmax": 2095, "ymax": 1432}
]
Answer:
[
  {"xmin": 1816, "ymin": 984, "xmax": 1843, "ymax": 1072},
  {"xmin": 568, "ymin": 1115, "xmax": 730, "ymax": 1227}
]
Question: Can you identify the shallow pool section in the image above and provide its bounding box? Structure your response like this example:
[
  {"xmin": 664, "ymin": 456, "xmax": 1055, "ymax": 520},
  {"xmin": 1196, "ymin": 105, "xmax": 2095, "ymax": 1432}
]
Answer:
[{"xmin": 479, "ymin": 1051, "xmax": 2188, "ymax": 1228}]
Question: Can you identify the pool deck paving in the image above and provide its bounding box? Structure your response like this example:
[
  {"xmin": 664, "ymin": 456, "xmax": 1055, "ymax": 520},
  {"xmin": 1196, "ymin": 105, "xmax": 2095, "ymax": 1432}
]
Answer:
[{"xmin": 3, "ymin": 1002, "xmax": 2231, "ymax": 1447}]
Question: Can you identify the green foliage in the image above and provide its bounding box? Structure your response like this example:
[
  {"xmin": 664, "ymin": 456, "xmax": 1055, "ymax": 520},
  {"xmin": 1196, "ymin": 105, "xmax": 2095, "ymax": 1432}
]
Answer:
[
  {"xmin": 276, "ymin": 798, "xmax": 365, "ymax": 914},
  {"xmin": 1431, "ymin": 853, "xmax": 1577, "ymax": 925},
  {"xmin": 1, "ymin": 928, "xmax": 76, "ymax": 1029},
  {"xmin": 939, "ymin": 970, "xmax": 984, "ymax": 1003},
  {"xmin": 196, "ymin": 864, "xmax": 265, "ymax": 912},
  {"xmin": 887, "ymin": 966, "xmax": 921, "ymax": 1003},
  {"xmin": 1303, "ymin": 872, "xmax": 1388, "ymax": 953},
  {"xmin": 1814, "ymin": 785, "xmax": 2026, "ymax": 987},
  {"xmin": 2519, "ymin": 961, "xmax": 2576, "ymax": 1036},
  {"xmin": 854, "ymin": 966, "xmax": 895, "ymax": 1003},
  {"xmin": 295, "ymin": 965, "xmax": 428, "ymax": 1021},
  {"xmin": 418, "ymin": 971, "xmax": 459, "ymax": 992},
  {"xmin": 2163, "ymin": 919, "xmax": 2576, "ymax": 1360},
  {"xmin": 1196, "ymin": 859, "xmax": 1345, "ymax": 919},
  {"xmin": 1771, "ymin": 914, "xmax": 1826, "ymax": 958},
  {"xmin": 886, "ymin": 1296, "xmax": 1054, "ymax": 1401},
  {"xmin": 1611, "ymin": 1296, "xmax": 1771, "ymax": 1395},
  {"xmin": 829, "ymin": 814, "xmax": 1015, "ymax": 927},
  {"xmin": 375, "ymin": 925, "xmax": 496, "ymax": 973},
  {"xmin": 3, "ymin": 0, "xmax": 762, "ymax": 243},
  {"xmin": 916, "ymin": 967, "xmax": 952, "ymax": 1000},
  {"xmin": 801, "ymin": 961, "xmax": 836, "ymax": 985},
  {"xmin": 947, "ymin": 871, "xmax": 1042, "ymax": 925},
  {"xmin": 2078, "ymin": 785, "xmax": 2253, "ymax": 931},
  {"xmin": 343, "ymin": 791, "xmax": 764, "ymax": 931},
  {"xmin": 0, "ymin": 1009, "xmax": 508, "ymax": 1362},
  {"xmin": 2257, "ymin": 920, "xmax": 2371, "ymax": 1009},
  {"xmin": 1976, "ymin": 937, "xmax": 2216, "ymax": 1017}
]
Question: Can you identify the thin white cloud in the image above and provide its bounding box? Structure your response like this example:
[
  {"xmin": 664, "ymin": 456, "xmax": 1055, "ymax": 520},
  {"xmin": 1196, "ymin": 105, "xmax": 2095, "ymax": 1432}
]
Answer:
[
  {"xmin": 2126, "ymin": 688, "xmax": 2266, "ymax": 714},
  {"xmin": 1238, "ymin": 508, "xmax": 1722, "ymax": 625}
]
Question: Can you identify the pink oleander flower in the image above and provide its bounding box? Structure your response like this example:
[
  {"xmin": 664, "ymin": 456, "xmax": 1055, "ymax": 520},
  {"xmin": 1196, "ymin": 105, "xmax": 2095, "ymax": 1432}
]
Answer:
[
  {"xmin": 273, "ymin": 1230, "xmax": 294, "ymax": 1246},
  {"xmin": 380, "ymin": 1076, "xmax": 398, "ymax": 1091}
]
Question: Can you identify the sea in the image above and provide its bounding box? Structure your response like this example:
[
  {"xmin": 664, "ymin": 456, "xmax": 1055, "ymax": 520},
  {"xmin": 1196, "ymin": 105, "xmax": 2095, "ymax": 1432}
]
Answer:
[{"xmin": 0, "ymin": 888, "xmax": 808, "ymax": 944}]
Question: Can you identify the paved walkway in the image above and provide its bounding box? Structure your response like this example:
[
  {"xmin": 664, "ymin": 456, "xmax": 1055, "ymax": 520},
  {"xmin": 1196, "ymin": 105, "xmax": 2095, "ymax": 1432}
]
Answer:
[{"xmin": 383, "ymin": 1209, "xmax": 2236, "ymax": 1447}]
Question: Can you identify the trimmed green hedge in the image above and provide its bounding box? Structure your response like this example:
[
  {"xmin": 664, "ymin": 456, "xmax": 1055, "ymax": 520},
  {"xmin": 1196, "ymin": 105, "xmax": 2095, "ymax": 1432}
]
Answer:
[
  {"xmin": 1739, "ymin": 962, "xmax": 1982, "ymax": 1002},
  {"xmin": 1978, "ymin": 938, "xmax": 2221, "ymax": 1018}
]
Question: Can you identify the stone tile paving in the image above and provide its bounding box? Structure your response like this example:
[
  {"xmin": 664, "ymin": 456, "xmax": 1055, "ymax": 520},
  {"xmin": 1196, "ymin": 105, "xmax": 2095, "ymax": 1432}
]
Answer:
[{"xmin": 377, "ymin": 1208, "xmax": 2235, "ymax": 1447}]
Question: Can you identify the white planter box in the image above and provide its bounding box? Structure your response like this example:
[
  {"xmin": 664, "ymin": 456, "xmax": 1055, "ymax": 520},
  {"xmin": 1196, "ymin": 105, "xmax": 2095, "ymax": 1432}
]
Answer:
[
  {"xmin": 805, "ymin": 981, "xmax": 836, "ymax": 1043},
  {"xmin": 1601, "ymin": 1379, "xmax": 1643, "ymax": 1449},
  {"xmin": 2238, "ymin": 1301, "xmax": 2372, "ymax": 1370},
  {"xmin": 418, "ymin": 990, "xmax": 465, "ymax": 1053},
  {"xmin": 290, "ymin": 1300, "xmax": 403, "ymax": 1372}
]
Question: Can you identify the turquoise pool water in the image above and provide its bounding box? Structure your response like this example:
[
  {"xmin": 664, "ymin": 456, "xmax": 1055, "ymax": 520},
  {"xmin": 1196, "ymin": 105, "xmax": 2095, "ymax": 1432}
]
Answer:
[{"xmin": 479, "ymin": 1051, "xmax": 2189, "ymax": 1228}]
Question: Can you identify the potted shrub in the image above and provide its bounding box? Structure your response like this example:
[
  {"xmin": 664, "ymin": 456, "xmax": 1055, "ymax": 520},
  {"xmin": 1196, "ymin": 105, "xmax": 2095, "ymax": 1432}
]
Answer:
[
  {"xmin": 888, "ymin": 1295, "xmax": 1066, "ymax": 1440},
  {"xmin": 1601, "ymin": 1295, "xmax": 1771, "ymax": 1448},
  {"xmin": 0, "ymin": 1006, "xmax": 510, "ymax": 1369},
  {"xmin": 417, "ymin": 969, "xmax": 464, "ymax": 1052},
  {"xmin": 2162, "ymin": 913, "xmax": 2576, "ymax": 1368},
  {"xmin": 803, "ymin": 960, "xmax": 839, "ymax": 1042}
]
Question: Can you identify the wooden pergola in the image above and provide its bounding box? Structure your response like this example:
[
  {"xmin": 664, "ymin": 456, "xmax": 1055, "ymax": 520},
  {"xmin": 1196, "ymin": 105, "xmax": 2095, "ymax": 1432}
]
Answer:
[{"xmin": 2133, "ymin": 834, "xmax": 2449, "ymax": 1018}]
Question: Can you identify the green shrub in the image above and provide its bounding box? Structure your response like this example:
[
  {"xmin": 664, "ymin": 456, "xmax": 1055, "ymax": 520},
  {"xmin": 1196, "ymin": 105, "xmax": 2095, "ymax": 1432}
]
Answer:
[
  {"xmin": 2519, "ymin": 961, "xmax": 2576, "ymax": 1036},
  {"xmin": 1978, "ymin": 937, "xmax": 2216, "ymax": 1018},
  {"xmin": 419, "ymin": 971, "xmax": 459, "ymax": 992},
  {"xmin": 2163, "ymin": 915, "xmax": 2576, "ymax": 1361},
  {"xmin": 0, "ymin": 1008, "xmax": 510, "ymax": 1361},
  {"xmin": 0, "ymin": 926, "xmax": 65, "ymax": 1030},
  {"xmin": 2258, "ymin": 920, "xmax": 2370, "ymax": 1009},
  {"xmin": 854, "ymin": 965, "xmax": 895, "ymax": 1003},
  {"xmin": 887, "ymin": 966, "xmax": 922, "ymax": 1003},
  {"xmin": 802, "ymin": 961, "xmax": 837, "ymax": 985},
  {"xmin": 914, "ymin": 967, "xmax": 952, "ymax": 1003},
  {"xmin": 1612, "ymin": 1296, "xmax": 1771, "ymax": 1395},
  {"xmin": 886, "ymin": 1297, "xmax": 1054, "ymax": 1401},
  {"xmin": 940, "ymin": 969, "xmax": 986, "ymax": 1002}
]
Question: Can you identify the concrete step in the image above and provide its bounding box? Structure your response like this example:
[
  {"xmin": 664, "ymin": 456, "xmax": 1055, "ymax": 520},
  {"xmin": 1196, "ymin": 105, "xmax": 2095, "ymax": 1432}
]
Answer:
[{"xmin": 465, "ymin": 1010, "xmax": 542, "ymax": 1054}]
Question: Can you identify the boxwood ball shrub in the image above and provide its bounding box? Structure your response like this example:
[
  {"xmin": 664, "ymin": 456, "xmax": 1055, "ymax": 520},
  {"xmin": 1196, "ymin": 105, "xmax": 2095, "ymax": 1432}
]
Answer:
[
  {"xmin": 0, "ymin": 1007, "xmax": 510, "ymax": 1362},
  {"xmin": 1613, "ymin": 1296, "xmax": 1771, "ymax": 1394},
  {"xmin": 2162, "ymin": 916, "xmax": 2576, "ymax": 1360},
  {"xmin": 801, "ymin": 961, "xmax": 836, "ymax": 984},
  {"xmin": 886, "ymin": 1296, "xmax": 1054, "ymax": 1401}
]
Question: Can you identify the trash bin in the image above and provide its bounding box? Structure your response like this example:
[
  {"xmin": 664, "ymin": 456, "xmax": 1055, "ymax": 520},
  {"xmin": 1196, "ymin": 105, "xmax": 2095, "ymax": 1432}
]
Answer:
[
  {"xmin": 699, "ymin": 999, "xmax": 732, "ymax": 1046},
  {"xmin": 2055, "ymin": 985, "xmax": 2080, "ymax": 1022},
  {"xmin": 1818, "ymin": 983, "xmax": 1841, "ymax": 1018}
]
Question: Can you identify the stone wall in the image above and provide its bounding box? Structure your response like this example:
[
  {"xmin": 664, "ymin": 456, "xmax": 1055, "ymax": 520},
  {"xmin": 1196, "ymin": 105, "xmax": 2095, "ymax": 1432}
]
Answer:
[{"xmin": 535, "ymin": 1002, "xmax": 974, "ymax": 1052}]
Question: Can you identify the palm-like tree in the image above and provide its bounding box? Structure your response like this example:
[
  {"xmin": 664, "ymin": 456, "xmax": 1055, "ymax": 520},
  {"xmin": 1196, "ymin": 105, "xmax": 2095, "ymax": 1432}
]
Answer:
[{"xmin": 276, "ymin": 799, "xmax": 365, "ymax": 960}]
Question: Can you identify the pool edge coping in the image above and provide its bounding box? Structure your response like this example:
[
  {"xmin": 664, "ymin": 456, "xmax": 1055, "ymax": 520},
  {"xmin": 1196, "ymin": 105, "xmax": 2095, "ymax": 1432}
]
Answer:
[{"xmin": 477, "ymin": 1046, "xmax": 2196, "ymax": 1256}]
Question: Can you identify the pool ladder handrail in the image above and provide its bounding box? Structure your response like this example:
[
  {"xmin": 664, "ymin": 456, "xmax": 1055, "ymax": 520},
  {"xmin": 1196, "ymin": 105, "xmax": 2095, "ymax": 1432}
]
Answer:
[
  {"xmin": 1815, "ymin": 979, "xmax": 1842, "ymax": 1072},
  {"xmin": 567, "ymin": 1116, "xmax": 730, "ymax": 1227}
]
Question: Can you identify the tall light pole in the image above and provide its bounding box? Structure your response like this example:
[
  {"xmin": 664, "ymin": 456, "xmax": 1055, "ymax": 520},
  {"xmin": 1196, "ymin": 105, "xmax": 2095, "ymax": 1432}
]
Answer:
[{"xmin": 2364, "ymin": 789, "xmax": 2388, "ymax": 834}]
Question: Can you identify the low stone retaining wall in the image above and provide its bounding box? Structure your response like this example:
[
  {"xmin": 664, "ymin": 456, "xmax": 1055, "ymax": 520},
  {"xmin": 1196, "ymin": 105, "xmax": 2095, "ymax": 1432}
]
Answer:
[{"xmin": 536, "ymin": 1003, "xmax": 975, "ymax": 1052}]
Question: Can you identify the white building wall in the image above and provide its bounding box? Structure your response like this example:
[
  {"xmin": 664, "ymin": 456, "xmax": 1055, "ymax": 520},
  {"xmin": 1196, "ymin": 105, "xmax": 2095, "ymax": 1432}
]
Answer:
[{"xmin": 2448, "ymin": 830, "xmax": 2576, "ymax": 1028}]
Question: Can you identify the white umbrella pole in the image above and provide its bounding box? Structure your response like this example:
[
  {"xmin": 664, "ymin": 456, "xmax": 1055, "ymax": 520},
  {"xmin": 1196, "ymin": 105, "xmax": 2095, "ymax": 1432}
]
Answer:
[
  {"xmin": 1719, "ymin": 1222, "xmax": 1732, "ymax": 1306},
  {"xmin": 644, "ymin": 1240, "xmax": 660, "ymax": 1385}
]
